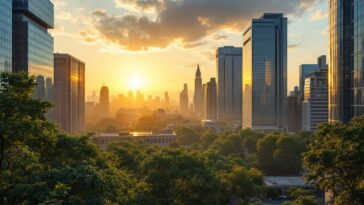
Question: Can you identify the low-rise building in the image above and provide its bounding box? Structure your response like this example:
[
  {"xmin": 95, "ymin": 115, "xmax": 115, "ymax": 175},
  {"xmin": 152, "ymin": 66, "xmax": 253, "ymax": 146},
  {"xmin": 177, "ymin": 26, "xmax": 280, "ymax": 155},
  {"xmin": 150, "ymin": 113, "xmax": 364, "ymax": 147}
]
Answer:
[{"xmin": 92, "ymin": 132, "xmax": 177, "ymax": 149}]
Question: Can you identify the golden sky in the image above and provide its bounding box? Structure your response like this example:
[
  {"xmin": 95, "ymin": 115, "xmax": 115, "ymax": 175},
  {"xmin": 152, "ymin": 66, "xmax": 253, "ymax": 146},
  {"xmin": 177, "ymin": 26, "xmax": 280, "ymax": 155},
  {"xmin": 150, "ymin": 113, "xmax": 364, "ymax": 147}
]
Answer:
[{"xmin": 52, "ymin": 0, "xmax": 328, "ymax": 100}]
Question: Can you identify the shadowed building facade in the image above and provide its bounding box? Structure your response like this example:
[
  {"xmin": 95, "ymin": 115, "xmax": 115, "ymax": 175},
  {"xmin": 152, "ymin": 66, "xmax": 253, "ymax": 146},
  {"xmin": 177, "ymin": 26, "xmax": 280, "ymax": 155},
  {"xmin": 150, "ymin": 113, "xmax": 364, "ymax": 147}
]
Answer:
[
  {"xmin": 54, "ymin": 54, "xmax": 85, "ymax": 133},
  {"xmin": 12, "ymin": 0, "xmax": 54, "ymax": 101},
  {"xmin": 242, "ymin": 13, "xmax": 287, "ymax": 132},
  {"xmin": 0, "ymin": 0, "xmax": 12, "ymax": 72},
  {"xmin": 194, "ymin": 65, "xmax": 203, "ymax": 116},
  {"xmin": 216, "ymin": 46, "xmax": 242, "ymax": 124},
  {"xmin": 179, "ymin": 84, "xmax": 189, "ymax": 114},
  {"xmin": 203, "ymin": 78, "xmax": 217, "ymax": 120},
  {"xmin": 329, "ymin": 0, "xmax": 364, "ymax": 123}
]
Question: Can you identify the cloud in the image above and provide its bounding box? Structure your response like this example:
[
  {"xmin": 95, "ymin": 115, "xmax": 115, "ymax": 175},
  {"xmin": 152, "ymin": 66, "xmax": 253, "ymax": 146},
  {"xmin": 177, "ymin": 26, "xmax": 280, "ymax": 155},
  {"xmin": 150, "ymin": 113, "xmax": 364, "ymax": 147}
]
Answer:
[
  {"xmin": 288, "ymin": 43, "xmax": 301, "ymax": 51},
  {"xmin": 310, "ymin": 9, "xmax": 327, "ymax": 21},
  {"xmin": 84, "ymin": 0, "xmax": 322, "ymax": 51}
]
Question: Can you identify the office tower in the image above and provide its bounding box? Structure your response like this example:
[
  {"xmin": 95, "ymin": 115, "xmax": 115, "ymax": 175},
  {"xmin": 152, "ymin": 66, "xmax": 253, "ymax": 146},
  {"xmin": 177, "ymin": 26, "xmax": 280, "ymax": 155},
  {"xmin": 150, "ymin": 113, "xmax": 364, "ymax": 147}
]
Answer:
[
  {"xmin": 194, "ymin": 65, "xmax": 203, "ymax": 116},
  {"xmin": 0, "ymin": 0, "xmax": 12, "ymax": 72},
  {"xmin": 165, "ymin": 92, "xmax": 170, "ymax": 105},
  {"xmin": 203, "ymin": 78, "xmax": 217, "ymax": 120},
  {"xmin": 127, "ymin": 90, "xmax": 135, "ymax": 107},
  {"xmin": 13, "ymin": 0, "xmax": 54, "ymax": 100},
  {"xmin": 99, "ymin": 85, "xmax": 110, "ymax": 118},
  {"xmin": 287, "ymin": 86, "xmax": 301, "ymax": 132},
  {"xmin": 317, "ymin": 55, "xmax": 328, "ymax": 70},
  {"xmin": 136, "ymin": 90, "xmax": 144, "ymax": 107},
  {"xmin": 54, "ymin": 54, "xmax": 85, "ymax": 133},
  {"xmin": 216, "ymin": 46, "xmax": 242, "ymax": 123},
  {"xmin": 329, "ymin": 0, "xmax": 364, "ymax": 123},
  {"xmin": 302, "ymin": 68, "xmax": 328, "ymax": 131},
  {"xmin": 242, "ymin": 13, "xmax": 287, "ymax": 131},
  {"xmin": 299, "ymin": 64, "xmax": 319, "ymax": 97},
  {"xmin": 179, "ymin": 84, "xmax": 189, "ymax": 114}
]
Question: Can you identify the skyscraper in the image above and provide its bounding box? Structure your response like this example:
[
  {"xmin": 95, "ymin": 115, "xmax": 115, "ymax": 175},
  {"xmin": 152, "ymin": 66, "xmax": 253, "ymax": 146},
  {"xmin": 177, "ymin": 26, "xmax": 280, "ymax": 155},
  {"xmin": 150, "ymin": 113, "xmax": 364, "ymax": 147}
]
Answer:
[
  {"xmin": 242, "ymin": 13, "xmax": 287, "ymax": 131},
  {"xmin": 203, "ymin": 78, "xmax": 217, "ymax": 120},
  {"xmin": 179, "ymin": 84, "xmax": 189, "ymax": 114},
  {"xmin": 12, "ymin": 0, "xmax": 54, "ymax": 100},
  {"xmin": 302, "ymin": 68, "xmax": 328, "ymax": 131},
  {"xmin": 0, "ymin": 0, "xmax": 12, "ymax": 72},
  {"xmin": 99, "ymin": 85, "xmax": 110, "ymax": 119},
  {"xmin": 194, "ymin": 65, "xmax": 203, "ymax": 116},
  {"xmin": 287, "ymin": 86, "xmax": 301, "ymax": 132},
  {"xmin": 165, "ymin": 92, "xmax": 170, "ymax": 105},
  {"xmin": 216, "ymin": 46, "xmax": 242, "ymax": 123},
  {"xmin": 299, "ymin": 64, "xmax": 319, "ymax": 97},
  {"xmin": 54, "ymin": 54, "xmax": 85, "ymax": 133},
  {"xmin": 329, "ymin": 0, "xmax": 363, "ymax": 123}
]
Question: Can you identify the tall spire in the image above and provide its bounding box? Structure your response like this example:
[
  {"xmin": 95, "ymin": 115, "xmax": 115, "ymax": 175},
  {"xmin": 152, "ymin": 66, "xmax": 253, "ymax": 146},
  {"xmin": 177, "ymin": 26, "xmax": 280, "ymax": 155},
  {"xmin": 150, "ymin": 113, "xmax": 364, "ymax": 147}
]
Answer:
[{"xmin": 196, "ymin": 64, "xmax": 201, "ymax": 78}]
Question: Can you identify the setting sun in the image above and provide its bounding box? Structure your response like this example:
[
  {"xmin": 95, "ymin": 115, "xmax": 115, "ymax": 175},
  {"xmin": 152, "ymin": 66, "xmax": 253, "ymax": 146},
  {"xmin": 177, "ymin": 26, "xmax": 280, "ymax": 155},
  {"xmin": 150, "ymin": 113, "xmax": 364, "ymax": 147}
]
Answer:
[{"xmin": 128, "ymin": 76, "xmax": 143, "ymax": 90}]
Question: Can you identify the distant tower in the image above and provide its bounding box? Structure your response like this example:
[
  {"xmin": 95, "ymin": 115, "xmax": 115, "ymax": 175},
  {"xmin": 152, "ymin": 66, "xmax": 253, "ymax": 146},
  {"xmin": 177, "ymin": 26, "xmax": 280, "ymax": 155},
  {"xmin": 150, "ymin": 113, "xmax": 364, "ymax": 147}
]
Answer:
[
  {"xmin": 180, "ymin": 84, "xmax": 189, "ymax": 114},
  {"xmin": 99, "ymin": 85, "xmax": 110, "ymax": 118},
  {"xmin": 165, "ymin": 92, "xmax": 170, "ymax": 105},
  {"xmin": 127, "ymin": 90, "xmax": 135, "ymax": 107},
  {"xmin": 194, "ymin": 65, "xmax": 203, "ymax": 116},
  {"xmin": 203, "ymin": 78, "xmax": 217, "ymax": 120}
]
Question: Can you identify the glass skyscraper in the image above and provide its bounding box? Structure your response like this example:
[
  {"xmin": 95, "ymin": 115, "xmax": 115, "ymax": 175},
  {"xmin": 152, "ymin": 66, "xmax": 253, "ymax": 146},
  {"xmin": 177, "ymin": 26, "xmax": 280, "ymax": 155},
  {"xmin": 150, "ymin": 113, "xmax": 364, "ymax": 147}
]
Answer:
[
  {"xmin": 216, "ymin": 46, "xmax": 242, "ymax": 124},
  {"xmin": 299, "ymin": 64, "xmax": 319, "ymax": 97},
  {"xmin": 329, "ymin": 0, "xmax": 364, "ymax": 123},
  {"xmin": 12, "ymin": 0, "xmax": 54, "ymax": 101},
  {"xmin": 0, "ymin": 0, "xmax": 12, "ymax": 72},
  {"xmin": 242, "ymin": 13, "xmax": 288, "ymax": 131}
]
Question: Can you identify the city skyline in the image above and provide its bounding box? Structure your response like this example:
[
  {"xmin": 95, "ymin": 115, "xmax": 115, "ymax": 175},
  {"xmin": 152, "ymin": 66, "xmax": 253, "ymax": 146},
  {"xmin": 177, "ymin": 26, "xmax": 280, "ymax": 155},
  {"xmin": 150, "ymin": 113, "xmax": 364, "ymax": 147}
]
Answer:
[{"xmin": 52, "ymin": 0, "xmax": 328, "ymax": 97}]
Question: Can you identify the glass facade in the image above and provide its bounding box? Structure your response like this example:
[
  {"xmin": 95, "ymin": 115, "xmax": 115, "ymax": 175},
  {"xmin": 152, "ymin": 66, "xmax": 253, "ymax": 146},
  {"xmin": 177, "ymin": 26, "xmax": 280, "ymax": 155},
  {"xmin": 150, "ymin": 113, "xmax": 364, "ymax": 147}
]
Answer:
[
  {"xmin": 299, "ymin": 64, "xmax": 319, "ymax": 97},
  {"xmin": 0, "ymin": 0, "xmax": 12, "ymax": 72},
  {"xmin": 329, "ymin": 0, "xmax": 364, "ymax": 123},
  {"xmin": 13, "ymin": 0, "xmax": 54, "ymax": 101},
  {"xmin": 216, "ymin": 46, "xmax": 242, "ymax": 123},
  {"xmin": 242, "ymin": 13, "xmax": 287, "ymax": 131}
]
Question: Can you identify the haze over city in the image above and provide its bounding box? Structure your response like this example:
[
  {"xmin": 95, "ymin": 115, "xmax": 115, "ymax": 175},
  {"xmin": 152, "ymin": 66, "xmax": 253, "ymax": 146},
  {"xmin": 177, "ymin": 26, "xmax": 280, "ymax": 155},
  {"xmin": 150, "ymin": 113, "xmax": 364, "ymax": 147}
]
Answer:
[
  {"xmin": 53, "ymin": 0, "xmax": 328, "ymax": 98},
  {"xmin": 2, "ymin": 0, "xmax": 364, "ymax": 204}
]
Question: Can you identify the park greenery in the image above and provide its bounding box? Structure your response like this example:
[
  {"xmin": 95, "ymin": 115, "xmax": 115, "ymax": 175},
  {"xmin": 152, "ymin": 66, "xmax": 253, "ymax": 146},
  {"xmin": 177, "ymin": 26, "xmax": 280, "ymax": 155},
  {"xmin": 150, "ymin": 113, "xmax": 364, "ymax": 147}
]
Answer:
[{"xmin": 0, "ymin": 72, "xmax": 363, "ymax": 204}]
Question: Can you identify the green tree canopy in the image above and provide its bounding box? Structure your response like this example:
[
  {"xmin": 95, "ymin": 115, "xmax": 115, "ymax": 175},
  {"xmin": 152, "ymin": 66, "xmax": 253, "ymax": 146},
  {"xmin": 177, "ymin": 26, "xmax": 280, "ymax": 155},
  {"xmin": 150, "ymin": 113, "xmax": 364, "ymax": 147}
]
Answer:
[{"xmin": 304, "ymin": 116, "xmax": 364, "ymax": 205}]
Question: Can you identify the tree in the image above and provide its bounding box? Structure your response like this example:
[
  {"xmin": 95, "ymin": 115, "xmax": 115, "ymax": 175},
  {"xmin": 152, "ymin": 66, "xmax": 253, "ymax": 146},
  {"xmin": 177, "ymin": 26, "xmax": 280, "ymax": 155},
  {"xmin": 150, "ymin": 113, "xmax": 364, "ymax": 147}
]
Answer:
[
  {"xmin": 257, "ymin": 133, "xmax": 305, "ymax": 175},
  {"xmin": 175, "ymin": 127, "xmax": 199, "ymax": 146},
  {"xmin": 220, "ymin": 166, "xmax": 263, "ymax": 205},
  {"xmin": 0, "ymin": 72, "xmax": 133, "ymax": 204},
  {"xmin": 304, "ymin": 117, "xmax": 364, "ymax": 205},
  {"xmin": 139, "ymin": 149, "xmax": 221, "ymax": 205}
]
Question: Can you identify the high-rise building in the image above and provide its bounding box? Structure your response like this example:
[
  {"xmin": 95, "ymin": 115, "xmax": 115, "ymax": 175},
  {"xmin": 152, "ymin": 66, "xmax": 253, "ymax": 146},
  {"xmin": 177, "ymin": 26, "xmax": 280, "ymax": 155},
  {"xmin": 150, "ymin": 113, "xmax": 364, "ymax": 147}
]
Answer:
[
  {"xmin": 165, "ymin": 92, "xmax": 170, "ymax": 105},
  {"xmin": 54, "ymin": 54, "xmax": 85, "ymax": 133},
  {"xmin": 0, "ymin": 0, "xmax": 12, "ymax": 72},
  {"xmin": 329, "ymin": 0, "xmax": 364, "ymax": 123},
  {"xmin": 242, "ymin": 13, "xmax": 287, "ymax": 131},
  {"xmin": 317, "ymin": 55, "xmax": 328, "ymax": 70},
  {"xmin": 299, "ymin": 64, "xmax": 319, "ymax": 97},
  {"xmin": 216, "ymin": 46, "xmax": 242, "ymax": 123},
  {"xmin": 179, "ymin": 83, "xmax": 189, "ymax": 114},
  {"xmin": 127, "ymin": 90, "xmax": 135, "ymax": 107},
  {"xmin": 287, "ymin": 86, "xmax": 301, "ymax": 132},
  {"xmin": 302, "ymin": 68, "xmax": 328, "ymax": 131},
  {"xmin": 203, "ymin": 78, "xmax": 217, "ymax": 120},
  {"xmin": 136, "ymin": 90, "xmax": 144, "ymax": 107},
  {"xmin": 13, "ymin": 0, "xmax": 54, "ymax": 101},
  {"xmin": 194, "ymin": 65, "xmax": 203, "ymax": 116},
  {"xmin": 99, "ymin": 85, "xmax": 110, "ymax": 119}
]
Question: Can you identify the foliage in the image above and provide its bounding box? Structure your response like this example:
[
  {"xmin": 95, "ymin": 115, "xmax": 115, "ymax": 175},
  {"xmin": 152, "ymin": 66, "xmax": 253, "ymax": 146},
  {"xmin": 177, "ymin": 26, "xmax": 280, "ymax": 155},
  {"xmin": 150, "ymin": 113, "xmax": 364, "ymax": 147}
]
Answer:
[
  {"xmin": 304, "ymin": 117, "xmax": 364, "ymax": 205},
  {"xmin": 175, "ymin": 126, "xmax": 199, "ymax": 146},
  {"xmin": 0, "ymin": 72, "xmax": 132, "ymax": 204},
  {"xmin": 138, "ymin": 149, "xmax": 221, "ymax": 205},
  {"xmin": 257, "ymin": 133, "xmax": 305, "ymax": 175}
]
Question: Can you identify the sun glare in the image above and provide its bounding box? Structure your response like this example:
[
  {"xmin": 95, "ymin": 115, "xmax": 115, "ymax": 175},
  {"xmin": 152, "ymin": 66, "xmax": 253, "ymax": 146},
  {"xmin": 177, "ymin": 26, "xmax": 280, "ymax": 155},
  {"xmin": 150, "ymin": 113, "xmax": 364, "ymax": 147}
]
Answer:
[{"xmin": 128, "ymin": 76, "xmax": 143, "ymax": 90}]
